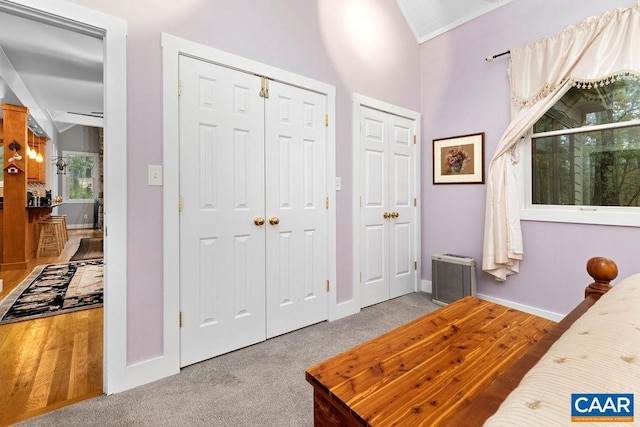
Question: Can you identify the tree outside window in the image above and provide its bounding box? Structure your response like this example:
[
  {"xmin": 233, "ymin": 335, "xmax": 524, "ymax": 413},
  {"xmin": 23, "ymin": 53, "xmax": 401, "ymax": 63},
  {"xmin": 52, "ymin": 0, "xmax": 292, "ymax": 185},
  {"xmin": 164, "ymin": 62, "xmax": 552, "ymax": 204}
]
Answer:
[
  {"xmin": 530, "ymin": 79, "xmax": 640, "ymax": 209},
  {"xmin": 62, "ymin": 151, "xmax": 98, "ymax": 202}
]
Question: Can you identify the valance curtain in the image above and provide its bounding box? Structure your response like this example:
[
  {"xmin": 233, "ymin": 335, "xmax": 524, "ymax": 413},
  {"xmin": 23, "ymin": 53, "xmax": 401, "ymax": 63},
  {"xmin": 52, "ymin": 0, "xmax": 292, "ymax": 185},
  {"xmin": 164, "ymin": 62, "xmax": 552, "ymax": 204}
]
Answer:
[{"xmin": 483, "ymin": 3, "xmax": 640, "ymax": 281}]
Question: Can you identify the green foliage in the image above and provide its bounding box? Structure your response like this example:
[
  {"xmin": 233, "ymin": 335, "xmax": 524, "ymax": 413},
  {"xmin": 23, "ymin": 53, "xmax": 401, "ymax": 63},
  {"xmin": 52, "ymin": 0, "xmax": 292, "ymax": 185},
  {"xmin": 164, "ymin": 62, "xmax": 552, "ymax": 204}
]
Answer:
[
  {"xmin": 532, "ymin": 79, "xmax": 640, "ymax": 207},
  {"xmin": 67, "ymin": 154, "xmax": 95, "ymax": 200}
]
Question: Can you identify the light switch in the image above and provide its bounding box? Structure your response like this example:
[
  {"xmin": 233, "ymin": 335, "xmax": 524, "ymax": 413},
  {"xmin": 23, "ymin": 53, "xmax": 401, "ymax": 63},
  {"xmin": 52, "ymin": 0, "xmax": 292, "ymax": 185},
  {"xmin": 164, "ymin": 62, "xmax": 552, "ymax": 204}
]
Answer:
[
  {"xmin": 335, "ymin": 177, "xmax": 342, "ymax": 191},
  {"xmin": 148, "ymin": 165, "xmax": 163, "ymax": 186}
]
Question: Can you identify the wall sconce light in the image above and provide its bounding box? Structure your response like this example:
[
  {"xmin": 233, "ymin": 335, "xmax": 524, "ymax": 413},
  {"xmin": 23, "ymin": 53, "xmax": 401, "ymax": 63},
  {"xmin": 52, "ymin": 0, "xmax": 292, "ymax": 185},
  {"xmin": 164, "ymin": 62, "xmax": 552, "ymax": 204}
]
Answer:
[{"xmin": 54, "ymin": 157, "xmax": 68, "ymax": 174}]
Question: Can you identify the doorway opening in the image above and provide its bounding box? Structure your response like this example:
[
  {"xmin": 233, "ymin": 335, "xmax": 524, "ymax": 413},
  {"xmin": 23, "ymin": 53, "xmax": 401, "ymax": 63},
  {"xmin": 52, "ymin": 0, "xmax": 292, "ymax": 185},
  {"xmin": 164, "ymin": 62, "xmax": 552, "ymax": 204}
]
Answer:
[{"xmin": 0, "ymin": 0, "xmax": 127, "ymax": 423}]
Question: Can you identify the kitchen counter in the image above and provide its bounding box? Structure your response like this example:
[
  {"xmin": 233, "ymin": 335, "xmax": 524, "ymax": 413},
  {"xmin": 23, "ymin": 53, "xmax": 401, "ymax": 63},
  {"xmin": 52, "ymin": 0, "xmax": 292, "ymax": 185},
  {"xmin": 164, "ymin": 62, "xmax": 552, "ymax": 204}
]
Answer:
[
  {"xmin": 26, "ymin": 202, "xmax": 62, "ymax": 209},
  {"xmin": 0, "ymin": 202, "xmax": 63, "ymax": 209}
]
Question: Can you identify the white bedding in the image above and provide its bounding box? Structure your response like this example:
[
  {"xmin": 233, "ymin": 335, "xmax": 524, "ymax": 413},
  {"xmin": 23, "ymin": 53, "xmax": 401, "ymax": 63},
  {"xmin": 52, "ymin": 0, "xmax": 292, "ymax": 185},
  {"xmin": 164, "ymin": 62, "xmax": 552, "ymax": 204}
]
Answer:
[{"xmin": 485, "ymin": 273, "xmax": 640, "ymax": 426}]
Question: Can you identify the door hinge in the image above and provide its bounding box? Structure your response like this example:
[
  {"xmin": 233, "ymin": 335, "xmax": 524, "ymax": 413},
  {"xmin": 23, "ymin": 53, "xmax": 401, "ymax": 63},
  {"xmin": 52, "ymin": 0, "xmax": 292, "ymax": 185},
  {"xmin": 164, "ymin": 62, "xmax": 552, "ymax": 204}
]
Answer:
[
  {"xmin": 413, "ymin": 135, "xmax": 417, "ymax": 144},
  {"xmin": 360, "ymin": 196, "xmax": 362, "ymax": 208},
  {"xmin": 178, "ymin": 80, "xmax": 182, "ymax": 96},
  {"xmin": 414, "ymin": 261, "xmax": 418, "ymax": 270},
  {"xmin": 414, "ymin": 197, "xmax": 417, "ymax": 207},
  {"xmin": 178, "ymin": 195, "xmax": 184, "ymax": 212},
  {"xmin": 326, "ymin": 196, "xmax": 329, "ymax": 209},
  {"xmin": 325, "ymin": 114, "xmax": 329, "ymax": 127},
  {"xmin": 359, "ymin": 272, "xmax": 362, "ymax": 283},
  {"xmin": 259, "ymin": 76, "xmax": 270, "ymax": 98},
  {"xmin": 179, "ymin": 311, "xmax": 183, "ymax": 328},
  {"xmin": 326, "ymin": 280, "xmax": 330, "ymax": 292}
]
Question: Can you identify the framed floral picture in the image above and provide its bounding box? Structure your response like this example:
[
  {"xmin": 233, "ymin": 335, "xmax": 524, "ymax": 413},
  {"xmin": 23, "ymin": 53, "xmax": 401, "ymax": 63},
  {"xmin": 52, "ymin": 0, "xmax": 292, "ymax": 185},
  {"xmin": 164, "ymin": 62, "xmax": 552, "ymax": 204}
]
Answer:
[{"xmin": 433, "ymin": 132, "xmax": 485, "ymax": 184}]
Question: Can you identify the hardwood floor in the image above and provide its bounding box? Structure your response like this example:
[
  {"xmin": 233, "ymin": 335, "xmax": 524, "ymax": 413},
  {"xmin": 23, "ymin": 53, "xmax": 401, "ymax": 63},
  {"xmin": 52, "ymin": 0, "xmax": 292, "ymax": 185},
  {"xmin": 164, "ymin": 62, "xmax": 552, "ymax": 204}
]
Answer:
[{"xmin": 0, "ymin": 230, "xmax": 103, "ymax": 426}]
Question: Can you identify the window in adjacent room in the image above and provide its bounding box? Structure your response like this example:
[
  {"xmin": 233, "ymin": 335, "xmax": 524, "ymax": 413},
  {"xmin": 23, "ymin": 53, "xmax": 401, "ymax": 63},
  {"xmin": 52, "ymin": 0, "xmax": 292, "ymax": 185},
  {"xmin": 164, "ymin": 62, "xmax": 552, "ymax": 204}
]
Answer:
[
  {"xmin": 522, "ymin": 78, "xmax": 640, "ymax": 226},
  {"xmin": 62, "ymin": 150, "xmax": 98, "ymax": 203}
]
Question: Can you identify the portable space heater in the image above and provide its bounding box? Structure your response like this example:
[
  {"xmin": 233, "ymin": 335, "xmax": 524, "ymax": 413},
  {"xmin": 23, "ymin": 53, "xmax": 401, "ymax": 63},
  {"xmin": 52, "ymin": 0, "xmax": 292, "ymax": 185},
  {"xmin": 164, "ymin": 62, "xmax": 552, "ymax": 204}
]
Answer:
[{"xmin": 431, "ymin": 254, "xmax": 477, "ymax": 306}]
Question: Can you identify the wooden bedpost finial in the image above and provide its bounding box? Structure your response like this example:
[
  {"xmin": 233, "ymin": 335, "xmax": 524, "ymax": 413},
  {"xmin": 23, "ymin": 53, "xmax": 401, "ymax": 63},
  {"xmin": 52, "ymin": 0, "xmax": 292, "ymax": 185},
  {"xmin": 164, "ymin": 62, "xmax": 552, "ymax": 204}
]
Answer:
[{"xmin": 585, "ymin": 257, "xmax": 617, "ymax": 299}]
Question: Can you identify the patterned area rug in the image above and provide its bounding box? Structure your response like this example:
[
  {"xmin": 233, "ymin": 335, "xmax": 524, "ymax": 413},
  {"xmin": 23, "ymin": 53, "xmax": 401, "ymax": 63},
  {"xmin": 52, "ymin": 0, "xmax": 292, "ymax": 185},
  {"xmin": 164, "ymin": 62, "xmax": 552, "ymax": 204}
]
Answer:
[{"xmin": 0, "ymin": 260, "xmax": 103, "ymax": 325}]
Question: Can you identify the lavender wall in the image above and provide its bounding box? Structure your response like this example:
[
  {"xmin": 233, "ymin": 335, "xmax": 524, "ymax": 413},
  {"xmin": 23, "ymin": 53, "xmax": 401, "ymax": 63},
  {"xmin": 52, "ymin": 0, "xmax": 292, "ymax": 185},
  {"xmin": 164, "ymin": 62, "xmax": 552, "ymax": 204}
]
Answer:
[
  {"xmin": 67, "ymin": 0, "xmax": 420, "ymax": 364},
  {"xmin": 420, "ymin": 0, "xmax": 640, "ymax": 315}
]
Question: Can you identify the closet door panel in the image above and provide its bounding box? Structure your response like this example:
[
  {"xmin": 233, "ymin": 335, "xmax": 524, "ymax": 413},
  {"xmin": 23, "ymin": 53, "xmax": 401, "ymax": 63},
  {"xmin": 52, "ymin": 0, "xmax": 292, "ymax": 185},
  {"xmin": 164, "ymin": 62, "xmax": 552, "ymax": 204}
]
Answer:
[
  {"xmin": 360, "ymin": 106, "xmax": 390, "ymax": 307},
  {"xmin": 389, "ymin": 114, "xmax": 416, "ymax": 298},
  {"xmin": 265, "ymin": 81, "xmax": 327, "ymax": 338},
  {"xmin": 179, "ymin": 56, "xmax": 266, "ymax": 367}
]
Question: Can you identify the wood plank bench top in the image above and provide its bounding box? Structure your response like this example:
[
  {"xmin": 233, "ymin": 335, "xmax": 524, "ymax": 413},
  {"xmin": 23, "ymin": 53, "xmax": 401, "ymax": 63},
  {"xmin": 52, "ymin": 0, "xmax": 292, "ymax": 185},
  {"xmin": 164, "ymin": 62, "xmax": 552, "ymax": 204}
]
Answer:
[{"xmin": 305, "ymin": 296, "xmax": 556, "ymax": 426}]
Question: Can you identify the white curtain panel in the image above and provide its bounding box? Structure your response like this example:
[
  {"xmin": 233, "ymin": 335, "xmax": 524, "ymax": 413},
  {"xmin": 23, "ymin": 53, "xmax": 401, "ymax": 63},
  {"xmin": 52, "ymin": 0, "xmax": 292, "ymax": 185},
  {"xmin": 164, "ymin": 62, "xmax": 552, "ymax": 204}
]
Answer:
[{"xmin": 483, "ymin": 4, "xmax": 640, "ymax": 281}]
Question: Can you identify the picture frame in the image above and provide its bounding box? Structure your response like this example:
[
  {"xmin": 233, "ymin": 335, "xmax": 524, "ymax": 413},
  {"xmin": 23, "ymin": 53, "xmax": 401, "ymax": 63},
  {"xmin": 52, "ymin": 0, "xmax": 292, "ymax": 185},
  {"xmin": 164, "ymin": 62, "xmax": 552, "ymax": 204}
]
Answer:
[{"xmin": 433, "ymin": 132, "xmax": 485, "ymax": 184}]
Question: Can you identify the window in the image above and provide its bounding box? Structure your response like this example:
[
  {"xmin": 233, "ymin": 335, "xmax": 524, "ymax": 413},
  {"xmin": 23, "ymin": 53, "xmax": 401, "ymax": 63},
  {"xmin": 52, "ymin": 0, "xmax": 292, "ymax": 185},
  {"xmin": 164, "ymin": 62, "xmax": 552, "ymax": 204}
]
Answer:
[
  {"xmin": 62, "ymin": 151, "xmax": 98, "ymax": 203},
  {"xmin": 522, "ymin": 78, "xmax": 640, "ymax": 226}
]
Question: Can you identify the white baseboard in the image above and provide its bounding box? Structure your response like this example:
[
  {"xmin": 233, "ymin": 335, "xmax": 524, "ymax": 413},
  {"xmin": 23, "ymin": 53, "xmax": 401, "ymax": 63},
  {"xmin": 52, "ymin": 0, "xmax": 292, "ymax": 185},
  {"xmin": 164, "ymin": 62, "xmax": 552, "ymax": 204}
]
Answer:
[
  {"xmin": 107, "ymin": 354, "xmax": 179, "ymax": 395},
  {"xmin": 67, "ymin": 223, "xmax": 94, "ymax": 230},
  {"xmin": 421, "ymin": 279, "xmax": 432, "ymax": 294},
  {"xmin": 329, "ymin": 298, "xmax": 360, "ymax": 321},
  {"xmin": 476, "ymin": 293, "xmax": 565, "ymax": 322}
]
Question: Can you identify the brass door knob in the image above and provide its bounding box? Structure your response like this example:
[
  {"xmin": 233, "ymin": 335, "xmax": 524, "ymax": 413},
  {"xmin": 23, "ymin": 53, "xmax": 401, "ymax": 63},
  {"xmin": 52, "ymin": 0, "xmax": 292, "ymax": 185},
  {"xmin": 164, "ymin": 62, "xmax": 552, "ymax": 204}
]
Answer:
[
  {"xmin": 383, "ymin": 212, "xmax": 390, "ymax": 219},
  {"xmin": 254, "ymin": 217, "xmax": 265, "ymax": 226},
  {"xmin": 269, "ymin": 216, "xmax": 280, "ymax": 225},
  {"xmin": 391, "ymin": 212, "xmax": 399, "ymax": 218}
]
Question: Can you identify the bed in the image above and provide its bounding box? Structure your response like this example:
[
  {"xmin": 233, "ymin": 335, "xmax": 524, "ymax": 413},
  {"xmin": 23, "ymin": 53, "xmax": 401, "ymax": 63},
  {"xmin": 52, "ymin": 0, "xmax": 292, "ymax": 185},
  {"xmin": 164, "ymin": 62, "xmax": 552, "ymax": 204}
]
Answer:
[{"xmin": 305, "ymin": 257, "xmax": 639, "ymax": 426}]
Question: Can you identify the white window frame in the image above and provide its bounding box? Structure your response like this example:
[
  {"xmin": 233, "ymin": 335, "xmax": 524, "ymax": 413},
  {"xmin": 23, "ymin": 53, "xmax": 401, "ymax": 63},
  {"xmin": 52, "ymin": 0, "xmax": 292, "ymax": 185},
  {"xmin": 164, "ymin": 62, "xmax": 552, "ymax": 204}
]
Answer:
[
  {"xmin": 61, "ymin": 150, "xmax": 99, "ymax": 204},
  {"xmin": 520, "ymin": 119, "xmax": 640, "ymax": 227}
]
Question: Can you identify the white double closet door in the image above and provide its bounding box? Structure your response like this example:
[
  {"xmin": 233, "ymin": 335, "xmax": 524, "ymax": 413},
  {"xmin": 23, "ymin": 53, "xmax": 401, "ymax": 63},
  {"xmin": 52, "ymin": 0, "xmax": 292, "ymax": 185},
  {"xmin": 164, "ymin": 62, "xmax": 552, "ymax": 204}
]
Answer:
[
  {"xmin": 360, "ymin": 106, "xmax": 417, "ymax": 308},
  {"xmin": 178, "ymin": 55, "xmax": 328, "ymax": 367}
]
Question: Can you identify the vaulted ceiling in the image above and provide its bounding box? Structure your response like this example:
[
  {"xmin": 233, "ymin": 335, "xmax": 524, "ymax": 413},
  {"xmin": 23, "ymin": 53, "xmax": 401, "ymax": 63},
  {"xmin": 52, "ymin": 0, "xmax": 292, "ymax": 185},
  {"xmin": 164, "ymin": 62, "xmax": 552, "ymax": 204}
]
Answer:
[
  {"xmin": 0, "ymin": 1, "xmax": 514, "ymax": 139},
  {"xmin": 396, "ymin": 0, "xmax": 514, "ymax": 43}
]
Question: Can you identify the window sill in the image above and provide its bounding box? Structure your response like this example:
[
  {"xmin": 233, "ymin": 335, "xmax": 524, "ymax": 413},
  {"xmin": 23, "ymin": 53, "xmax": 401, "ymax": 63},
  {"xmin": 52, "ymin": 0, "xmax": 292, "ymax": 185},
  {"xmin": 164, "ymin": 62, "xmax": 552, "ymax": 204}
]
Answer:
[
  {"xmin": 520, "ymin": 206, "xmax": 640, "ymax": 227},
  {"xmin": 64, "ymin": 199, "xmax": 95, "ymax": 204}
]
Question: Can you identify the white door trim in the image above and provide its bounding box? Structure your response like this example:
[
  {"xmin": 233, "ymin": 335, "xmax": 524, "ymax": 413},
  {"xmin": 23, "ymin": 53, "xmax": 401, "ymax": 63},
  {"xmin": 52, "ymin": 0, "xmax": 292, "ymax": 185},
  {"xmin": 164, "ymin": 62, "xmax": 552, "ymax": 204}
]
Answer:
[
  {"xmin": 351, "ymin": 93, "xmax": 421, "ymax": 315},
  {"xmin": 0, "ymin": 0, "xmax": 129, "ymax": 394},
  {"xmin": 162, "ymin": 33, "xmax": 337, "ymax": 368}
]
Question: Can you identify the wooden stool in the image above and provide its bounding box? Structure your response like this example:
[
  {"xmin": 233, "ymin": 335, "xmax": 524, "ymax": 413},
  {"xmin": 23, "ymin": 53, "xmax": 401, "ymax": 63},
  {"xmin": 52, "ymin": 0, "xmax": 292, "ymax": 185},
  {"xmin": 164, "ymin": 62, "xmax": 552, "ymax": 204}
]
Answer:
[
  {"xmin": 37, "ymin": 221, "xmax": 62, "ymax": 257},
  {"xmin": 48, "ymin": 215, "xmax": 68, "ymax": 243},
  {"xmin": 49, "ymin": 217, "xmax": 66, "ymax": 252}
]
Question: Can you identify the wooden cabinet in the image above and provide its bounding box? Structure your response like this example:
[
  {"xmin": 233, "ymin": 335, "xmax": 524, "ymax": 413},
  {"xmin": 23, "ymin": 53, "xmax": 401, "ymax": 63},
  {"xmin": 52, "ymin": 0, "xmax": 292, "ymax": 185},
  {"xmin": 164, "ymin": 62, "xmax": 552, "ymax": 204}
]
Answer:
[{"xmin": 27, "ymin": 135, "xmax": 46, "ymax": 183}]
